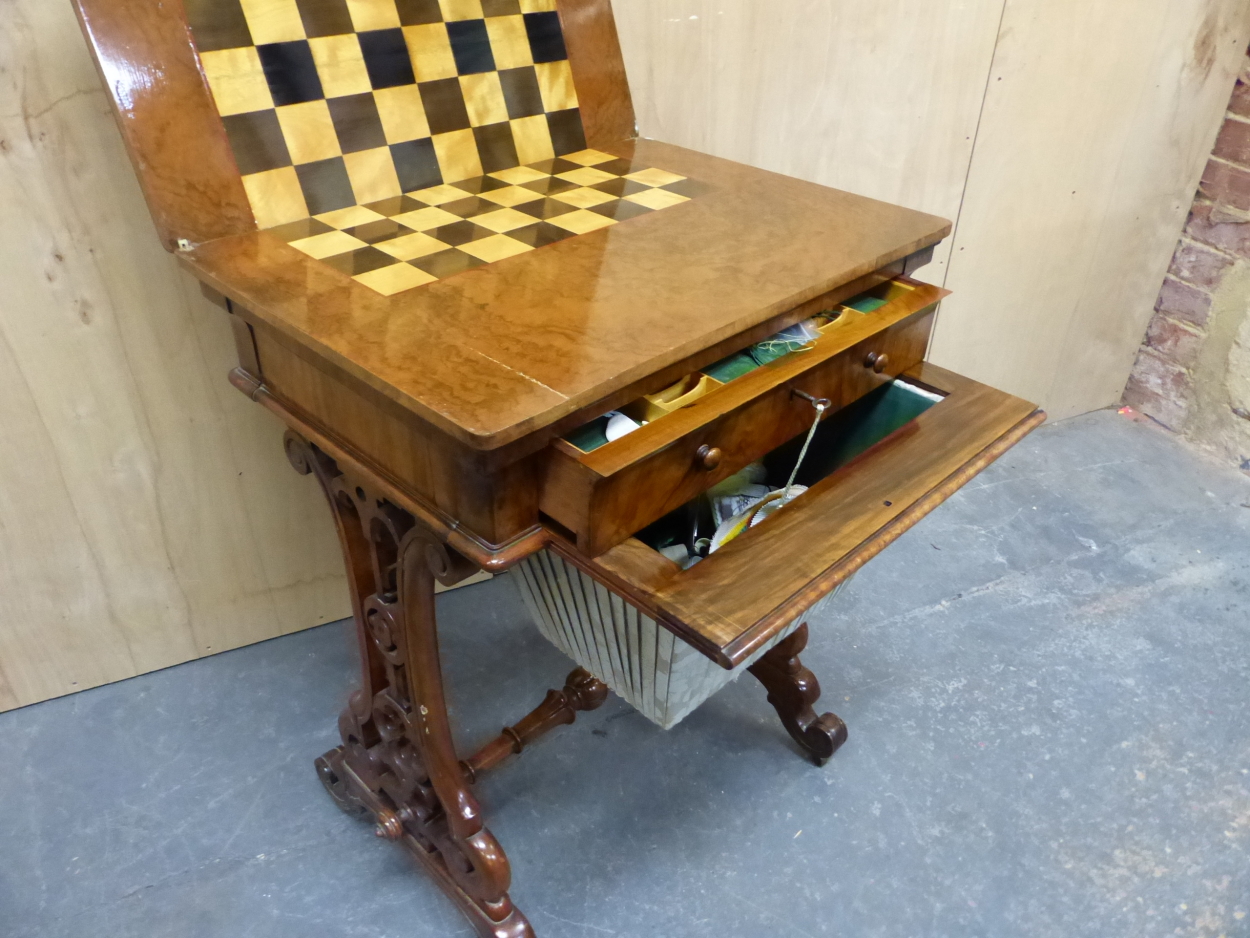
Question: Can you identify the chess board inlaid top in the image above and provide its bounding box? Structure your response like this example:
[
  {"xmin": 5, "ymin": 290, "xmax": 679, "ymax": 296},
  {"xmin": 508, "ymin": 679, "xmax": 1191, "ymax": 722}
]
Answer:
[
  {"xmin": 184, "ymin": 0, "xmax": 700, "ymax": 295},
  {"xmin": 265, "ymin": 149, "xmax": 698, "ymax": 295}
]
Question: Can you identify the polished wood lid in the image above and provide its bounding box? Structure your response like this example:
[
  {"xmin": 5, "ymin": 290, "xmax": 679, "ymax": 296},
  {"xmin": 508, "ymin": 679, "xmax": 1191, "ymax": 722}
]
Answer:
[{"xmin": 185, "ymin": 137, "xmax": 950, "ymax": 450}]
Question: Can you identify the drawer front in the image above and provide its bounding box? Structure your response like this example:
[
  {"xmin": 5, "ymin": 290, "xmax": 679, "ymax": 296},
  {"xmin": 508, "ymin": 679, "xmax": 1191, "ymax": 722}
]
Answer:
[{"xmin": 541, "ymin": 280, "xmax": 943, "ymax": 556}]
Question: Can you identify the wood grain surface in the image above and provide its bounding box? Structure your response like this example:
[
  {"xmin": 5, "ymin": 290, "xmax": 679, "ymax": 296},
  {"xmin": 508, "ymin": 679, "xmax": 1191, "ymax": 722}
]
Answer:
[{"xmin": 0, "ymin": 0, "xmax": 346, "ymax": 711}]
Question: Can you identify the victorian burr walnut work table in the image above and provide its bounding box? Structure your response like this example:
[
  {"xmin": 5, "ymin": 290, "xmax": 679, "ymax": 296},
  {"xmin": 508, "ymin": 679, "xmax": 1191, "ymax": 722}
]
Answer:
[{"xmin": 75, "ymin": 1, "xmax": 1045, "ymax": 934}]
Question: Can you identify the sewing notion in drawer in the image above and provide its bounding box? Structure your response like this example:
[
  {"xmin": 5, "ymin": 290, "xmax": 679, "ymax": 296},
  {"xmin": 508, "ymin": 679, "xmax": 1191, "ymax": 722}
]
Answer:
[{"xmin": 540, "ymin": 277, "xmax": 947, "ymax": 557}]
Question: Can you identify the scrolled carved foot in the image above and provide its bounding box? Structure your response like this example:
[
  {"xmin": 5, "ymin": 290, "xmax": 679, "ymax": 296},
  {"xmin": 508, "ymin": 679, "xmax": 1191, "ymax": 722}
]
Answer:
[
  {"xmin": 562, "ymin": 666, "xmax": 610, "ymax": 712},
  {"xmin": 748, "ymin": 623, "xmax": 847, "ymax": 766}
]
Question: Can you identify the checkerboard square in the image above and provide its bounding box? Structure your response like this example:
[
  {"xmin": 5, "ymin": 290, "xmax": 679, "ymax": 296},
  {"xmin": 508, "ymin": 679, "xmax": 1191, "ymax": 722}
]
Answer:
[
  {"xmin": 344, "ymin": 146, "xmax": 403, "ymax": 201},
  {"xmin": 472, "ymin": 207, "xmax": 536, "ymax": 233},
  {"xmin": 359, "ymin": 28, "xmax": 417, "ymax": 87},
  {"xmin": 519, "ymin": 174, "xmax": 577, "ymax": 196},
  {"xmin": 563, "ymin": 149, "xmax": 616, "ymax": 167},
  {"xmin": 404, "ymin": 24, "xmax": 459, "ymax": 81},
  {"xmin": 590, "ymin": 176, "xmax": 649, "ymax": 198},
  {"xmin": 200, "ymin": 47, "xmax": 275, "ymax": 115},
  {"xmin": 439, "ymin": 0, "xmax": 484, "ymax": 21},
  {"xmin": 625, "ymin": 187, "xmax": 691, "ymax": 211},
  {"xmin": 590, "ymin": 198, "xmax": 654, "ymax": 222},
  {"xmin": 317, "ymin": 205, "xmax": 388, "ymax": 227},
  {"xmin": 391, "ymin": 138, "xmax": 444, "ymax": 191},
  {"xmin": 450, "ymin": 175, "xmax": 510, "ymax": 193},
  {"xmin": 308, "ymin": 35, "xmax": 373, "ymax": 98},
  {"xmin": 546, "ymin": 109, "xmax": 586, "ymax": 155},
  {"xmin": 440, "ymin": 195, "xmax": 497, "ymax": 218},
  {"xmin": 432, "ymin": 128, "xmax": 483, "ymax": 180},
  {"xmin": 295, "ymin": 156, "xmax": 357, "ymax": 214},
  {"xmin": 490, "ymin": 164, "xmax": 548, "ymax": 184},
  {"xmin": 374, "ymin": 85, "xmax": 431, "ymax": 142},
  {"xmin": 354, "ymin": 263, "xmax": 438, "ymax": 295},
  {"xmin": 514, "ymin": 196, "xmax": 576, "ymax": 220},
  {"xmin": 276, "ymin": 100, "xmax": 342, "ymax": 164},
  {"xmin": 509, "ymin": 114, "xmax": 554, "ymax": 164},
  {"xmin": 626, "ymin": 167, "xmax": 687, "ymax": 188},
  {"xmin": 223, "ymin": 110, "xmax": 292, "ymax": 174},
  {"xmin": 411, "ymin": 248, "xmax": 487, "ymax": 277},
  {"xmin": 478, "ymin": 184, "xmax": 543, "ymax": 207},
  {"xmin": 364, "ymin": 195, "xmax": 425, "ymax": 216},
  {"xmin": 289, "ymin": 228, "xmax": 370, "ymax": 257},
  {"xmin": 461, "ymin": 72, "xmax": 510, "ymax": 126},
  {"xmin": 484, "ymin": 15, "xmax": 533, "ymax": 69},
  {"xmin": 257, "ymin": 41, "xmax": 325, "ymax": 105},
  {"xmin": 508, "ymin": 220, "xmax": 573, "ymax": 247},
  {"xmin": 447, "ymin": 19, "xmax": 496, "ymax": 74},
  {"xmin": 346, "ymin": 0, "xmax": 403, "ymax": 31},
  {"xmin": 473, "ymin": 122, "xmax": 519, "ymax": 172},
  {"xmin": 534, "ymin": 60, "xmax": 576, "ymax": 112},
  {"xmin": 557, "ymin": 165, "xmax": 615, "ymax": 187},
  {"xmin": 498, "ymin": 67, "xmax": 543, "ymax": 119},
  {"xmin": 459, "ymin": 232, "xmax": 533, "ymax": 262},
  {"xmin": 373, "ymin": 231, "xmax": 448, "ymax": 259},
  {"xmin": 266, "ymin": 217, "xmax": 334, "ymax": 241},
  {"xmin": 522, "ymin": 11, "xmax": 565, "ymax": 63},
  {"xmin": 409, "ymin": 183, "xmax": 472, "ymax": 205},
  {"xmin": 328, "ymin": 93, "xmax": 389, "ymax": 152},
  {"xmin": 241, "ymin": 0, "xmax": 307, "ymax": 45},
  {"xmin": 344, "ymin": 218, "xmax": 414, "ymax": 243},
  {"xmin": 242, "ymin": 165, "xmax": 309, "ymax": 227},
  {"xmin": 393, "ymin": 205, "xmax": 462, "ymax": 229},
  {"xmin": 185, "ymin": 0, "xmax": 255, "ymax": 52},
  {"xmin": 547, "ymin": 208, "xmax": 615, "ymax": 234},
  {"xmin": 419, "ymin": 78, "xmax": 472, "ymax": 134},
  {"xmin": 481, "ymin": 0, "xmax": 521, "ymax": 15},
  {"xmin": 429, "ymin": 219, "xmax": 493, "ymax": 244},
  {"xmin": 552, "ymin": 186, "xmax": 615, "ymax": 209},
  {"xmin": 321, "ymin": 244, "xmax": 398, "ymax": 275},
  {"xmin": 295, "ymin": 0, "xmax": 355, "ymax": 37},
  {"xmin": 396, "ymin": 0, "xmax": 444, "ymax": 25}
]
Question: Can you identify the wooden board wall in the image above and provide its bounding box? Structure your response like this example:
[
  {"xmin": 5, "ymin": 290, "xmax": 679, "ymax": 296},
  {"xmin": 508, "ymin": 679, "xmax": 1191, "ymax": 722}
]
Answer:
[
  {"xmin": 0, "ymin": 0, "xmax": 352, "ymax": 711},
  {"xmin": 3, "ymin": 0, "xmax": 1248, "ymax": 709},
  {"xmin": 614, "ymin": 0, "xmax": 1250, "ymax": 420}
]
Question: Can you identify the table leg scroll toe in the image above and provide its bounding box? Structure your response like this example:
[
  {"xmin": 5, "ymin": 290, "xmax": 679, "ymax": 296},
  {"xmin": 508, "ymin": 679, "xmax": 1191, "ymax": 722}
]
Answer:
[{"xmin": 748, "ymin": 622, "xmax": 848, "ymax": 766}]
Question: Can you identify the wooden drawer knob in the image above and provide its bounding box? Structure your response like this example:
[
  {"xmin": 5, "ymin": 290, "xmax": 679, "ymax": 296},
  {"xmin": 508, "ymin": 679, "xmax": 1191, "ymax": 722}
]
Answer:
[
  {"xmin": 696, "ymin": 445, "xmax": 723, "ymax": 471},
  {"xmin": 864, "ymin": 351, "xmax": 890, "ymax": 374}
]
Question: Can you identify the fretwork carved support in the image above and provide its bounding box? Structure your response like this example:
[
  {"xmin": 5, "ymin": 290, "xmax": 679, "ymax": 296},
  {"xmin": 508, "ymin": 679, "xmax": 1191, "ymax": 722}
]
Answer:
[{"xmin": 286, "ymin": 431, "xmax": 607, "ymax": 938}]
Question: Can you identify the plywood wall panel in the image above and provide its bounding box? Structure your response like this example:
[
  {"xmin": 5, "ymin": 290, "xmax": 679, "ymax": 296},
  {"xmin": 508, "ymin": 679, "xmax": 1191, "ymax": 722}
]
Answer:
[
  {"xmin": 929, "ymin": 0, "xmax": 1250, "ymax": 419},
  {"xmin": 612, "ymin": 0, "xmax": 1008, "ymax": 284},
  {"xmin": 0, "ymin": 0, "xmax": 350, "ymax": 710}
]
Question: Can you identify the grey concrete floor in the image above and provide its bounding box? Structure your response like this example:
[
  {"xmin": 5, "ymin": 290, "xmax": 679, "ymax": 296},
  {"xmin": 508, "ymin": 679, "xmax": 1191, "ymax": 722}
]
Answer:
[{"xmin": 2, "ymin": 410, "xmax": 1249, "ymax": 938}]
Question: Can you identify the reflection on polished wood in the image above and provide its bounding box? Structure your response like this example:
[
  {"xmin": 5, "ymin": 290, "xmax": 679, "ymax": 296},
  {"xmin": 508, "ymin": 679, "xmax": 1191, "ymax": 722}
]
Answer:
[
  {"xmin": 186, "ymin": 137, "xmax": 951, "ymax": 453},
  {"xmin": 73, "ymin": 1, "xmax": 1042, "ymax": 934}
]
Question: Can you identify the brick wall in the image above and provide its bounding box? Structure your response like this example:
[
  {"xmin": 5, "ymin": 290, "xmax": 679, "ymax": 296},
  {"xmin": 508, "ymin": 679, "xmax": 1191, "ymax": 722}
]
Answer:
[{"xmin": 1123, "ymin": 51, "xmax": 1250, "ymax": 431}]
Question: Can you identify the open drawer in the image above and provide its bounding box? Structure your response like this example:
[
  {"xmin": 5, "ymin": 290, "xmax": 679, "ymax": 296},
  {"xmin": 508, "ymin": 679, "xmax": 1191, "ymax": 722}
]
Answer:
[
  {"xmin": 540, "ymin": 276, "xmax": 949, "ymax": 557},
  {"xmin": 541, "ymin": 362, "xmax": 1045, "ymax": 670}
]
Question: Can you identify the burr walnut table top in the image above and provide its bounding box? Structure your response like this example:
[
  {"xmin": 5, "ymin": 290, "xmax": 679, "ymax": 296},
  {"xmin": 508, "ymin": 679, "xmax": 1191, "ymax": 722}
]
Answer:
[{"xmin": 184, "ymin": 137, "xmax": 950, "ymax": 451}]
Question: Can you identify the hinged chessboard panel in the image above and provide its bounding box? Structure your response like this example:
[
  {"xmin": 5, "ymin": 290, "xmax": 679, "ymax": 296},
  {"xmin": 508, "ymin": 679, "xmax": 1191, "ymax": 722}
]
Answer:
[{"xmin": 184, "ymin": 0, "xmax": 700, "ymax": 294}]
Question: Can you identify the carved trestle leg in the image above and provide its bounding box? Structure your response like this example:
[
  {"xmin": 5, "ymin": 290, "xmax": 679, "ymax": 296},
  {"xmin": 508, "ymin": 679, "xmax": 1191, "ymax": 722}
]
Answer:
[
  {"xmin": 285, "ymin": 432, "xmax": 605, "ymax": 938},
  {"xmin": 748, "ymin": 622, "xmax": 848, "ymax": 766}
]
